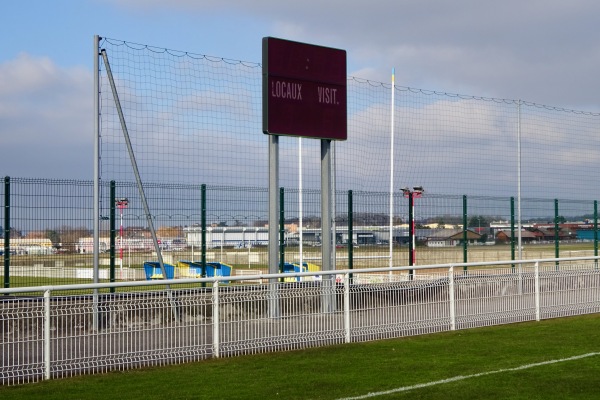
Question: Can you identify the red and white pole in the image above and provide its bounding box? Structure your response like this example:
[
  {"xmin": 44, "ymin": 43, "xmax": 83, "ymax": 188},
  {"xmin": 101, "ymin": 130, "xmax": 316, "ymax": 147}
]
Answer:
[
  {"xmin": 119, "ymin": 208, "xmax": 124, "ymax": 270},
  {"xmin": 116, "ymin": 198, "xmax": 129, "ymax": 279},
  {"xmin": 411, "ymin": 196, "xmax": 416, "ymax": 265},
  {"xmin": 402, "ymin": 187, "xmax": 423, "ymax": 279}
]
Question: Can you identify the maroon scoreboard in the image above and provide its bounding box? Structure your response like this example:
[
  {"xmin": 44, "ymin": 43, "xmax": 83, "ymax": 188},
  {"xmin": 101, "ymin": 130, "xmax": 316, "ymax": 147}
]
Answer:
[{"xmin": 262, "ymin": 37, "xmax": 347, "ymax": 140}]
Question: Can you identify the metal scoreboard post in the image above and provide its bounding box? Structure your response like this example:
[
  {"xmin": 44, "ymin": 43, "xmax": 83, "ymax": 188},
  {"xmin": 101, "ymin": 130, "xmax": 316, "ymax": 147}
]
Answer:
[{"xmin": 263, "ymin": 37, "xmax": 347, "ymax": 316}]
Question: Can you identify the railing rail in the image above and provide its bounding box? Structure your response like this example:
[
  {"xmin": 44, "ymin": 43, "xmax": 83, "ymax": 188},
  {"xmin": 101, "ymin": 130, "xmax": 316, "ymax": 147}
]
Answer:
[{"xmin": 2, "ymin": 255, "xmax": 600, "ymax": 385}]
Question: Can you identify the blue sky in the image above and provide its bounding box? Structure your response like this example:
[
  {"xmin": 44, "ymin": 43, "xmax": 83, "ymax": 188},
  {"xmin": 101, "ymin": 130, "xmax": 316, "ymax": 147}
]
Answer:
[
  {"xmin": 1, "ymin": 1, "xmax": 267, "ymax": 67},
  {"xmin": 2, "ymin": 0, "xmax": 600, "ymax": 180}
]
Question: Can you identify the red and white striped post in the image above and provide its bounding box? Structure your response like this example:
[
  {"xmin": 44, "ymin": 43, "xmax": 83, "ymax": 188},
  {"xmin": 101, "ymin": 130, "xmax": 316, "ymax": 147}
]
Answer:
[
  {"xmin": 402, "ymin": 186, "xmax": 424, "ymax": 278},
  {"xmin": 116, "ymin": 198, "xmax": 129, "ymax": 278}
]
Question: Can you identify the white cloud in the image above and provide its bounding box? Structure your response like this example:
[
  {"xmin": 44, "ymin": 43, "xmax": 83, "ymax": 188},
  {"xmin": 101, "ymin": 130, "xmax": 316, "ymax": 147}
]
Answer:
[
  {"xmin": 103, "ymin": 0, "xmax": 600, "ymax": 109},
  {"xmin": 0, "ymin": 53, "xmax": 92, "ymax": 178},
  {"xmin": 4, "ymin": 0, "xmax": 600, "ymax": 193}
]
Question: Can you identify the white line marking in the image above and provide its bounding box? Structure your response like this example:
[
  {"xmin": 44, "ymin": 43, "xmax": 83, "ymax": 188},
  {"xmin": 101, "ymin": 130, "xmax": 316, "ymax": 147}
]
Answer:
[{"xmin": 336, "ymin": 352, "xmax": 600, "ymax": 400}]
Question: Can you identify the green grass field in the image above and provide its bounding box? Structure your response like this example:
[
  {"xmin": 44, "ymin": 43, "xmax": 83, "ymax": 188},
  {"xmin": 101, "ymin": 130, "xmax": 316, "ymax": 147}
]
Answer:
[{"xmin": 2, "ymin": 313, "xmax": 599, "ymax": 399}]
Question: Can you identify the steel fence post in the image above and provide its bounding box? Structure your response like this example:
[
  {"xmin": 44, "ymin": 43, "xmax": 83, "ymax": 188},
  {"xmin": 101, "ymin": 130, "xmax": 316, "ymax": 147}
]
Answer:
[
  {"xmin": 109, "ymin": 181, "xmax": 116, "ymax": 291},
  {"xmin": 3, "ymin": 176, "xmax": 9, "ymax": 289},
  {"xmin": 463, "ymin": 195, "xmax": 468, "ymax": 267},
  {"xmin": 201, "ymin": 184, "xmax": 207, "ymax": 286},
  {"xmin": 511, "ymin": 196, "xmax": 515, "ymax": 273},
  {"xmin": 554, "ymin": 199, "xmax": 559, "ymax": 270},
  {"xmin": 348, "ymin": 190, "xmax": 353, "ymax": 282}
]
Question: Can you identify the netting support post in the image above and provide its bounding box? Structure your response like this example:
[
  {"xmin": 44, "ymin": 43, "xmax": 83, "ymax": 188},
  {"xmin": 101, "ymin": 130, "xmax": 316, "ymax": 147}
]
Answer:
[
  {"xmin": 92, "ymin": 34, "xmax": 100, "ymax": 330},
  {"xmin": 516, "ymin": 100, "xmax": 523, "ymax": 261}
]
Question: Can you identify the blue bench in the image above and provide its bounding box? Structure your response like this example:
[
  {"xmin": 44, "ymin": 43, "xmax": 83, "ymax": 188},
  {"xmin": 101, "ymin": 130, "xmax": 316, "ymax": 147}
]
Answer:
[
  {"xmin": 283, "ymin": 262, "xmax": 306, "ymax": 282},
  {"xmin": 177, "ymin": 260, "xmax": 205, "ymax": 278},
  {"xmin": 205, "ymin": 262, "xmax": 232, "ymax": 283},
  {"xmin": 143, "ymin": 262, "xmax": 175, "ymax": 280}
]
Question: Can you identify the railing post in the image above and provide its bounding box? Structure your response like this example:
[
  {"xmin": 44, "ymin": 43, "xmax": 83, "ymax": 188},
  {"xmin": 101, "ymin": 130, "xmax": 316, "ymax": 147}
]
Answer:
[
  {"xmin": 449, "ymin": 266, "xmax": 456, "ymax": 330},
  {"xmin": 344, "ymin": 272, "xmax": 350, "ymax": 343},
  {"xmin": 44, "ymin": 290, "xmax": 51, "ymax": 380},
  {"xmin": 212, "ymin": 280, "xmax": 220, "ymax": 358},
  {"xmin": 534, "ymin": 261, "xmax": 540, "ymax": 321}
]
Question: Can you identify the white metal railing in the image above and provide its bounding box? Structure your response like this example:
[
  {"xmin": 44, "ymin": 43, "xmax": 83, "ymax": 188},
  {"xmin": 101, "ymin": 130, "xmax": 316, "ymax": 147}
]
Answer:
[{"xmin": 2, "ymin": 256, "xmax": 600, "ymax": 385}]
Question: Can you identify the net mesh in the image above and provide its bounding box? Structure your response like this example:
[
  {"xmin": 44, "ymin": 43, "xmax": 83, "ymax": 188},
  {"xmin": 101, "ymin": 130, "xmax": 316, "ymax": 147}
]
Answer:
[{"xmin": 98, "ymin": 37, "xmax": 600, "ymax": 200}]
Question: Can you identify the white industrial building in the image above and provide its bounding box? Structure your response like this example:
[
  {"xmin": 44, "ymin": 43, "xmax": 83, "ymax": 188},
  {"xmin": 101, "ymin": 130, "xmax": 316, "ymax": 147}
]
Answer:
[{"xmin": 184, "ymin": 226, "xmax": 269, "ymax": 248}]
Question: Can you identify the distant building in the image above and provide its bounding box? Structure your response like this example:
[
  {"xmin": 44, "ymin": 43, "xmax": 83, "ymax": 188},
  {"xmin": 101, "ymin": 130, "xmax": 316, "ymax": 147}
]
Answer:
[
  {"xmin": 495, "ymin": 230, "xmax": 538, "ymax": 244},
  {"xmin": 184, "ymin": 226, "xmax": 270, "ymax": 248},
  {"xmin": 426, "ymin": 229, "xmax": 482, "ymax": 247}
]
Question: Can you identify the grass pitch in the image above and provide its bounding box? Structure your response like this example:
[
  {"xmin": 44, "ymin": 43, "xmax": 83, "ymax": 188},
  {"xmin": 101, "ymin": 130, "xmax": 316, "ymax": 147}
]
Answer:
[{"xmin": 1, "ymin": 313, "xmax": 599, "ymax": 399}]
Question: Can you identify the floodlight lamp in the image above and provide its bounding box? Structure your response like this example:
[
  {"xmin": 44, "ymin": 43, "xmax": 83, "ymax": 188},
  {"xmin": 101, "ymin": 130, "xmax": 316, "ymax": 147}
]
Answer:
[
  {"xmin": 401, "ymin": 187, "xmax": 410, "ymax": 194},
  {"xmin": 413, "ymin": 186, "xmax": 424, "ymax": 193}
]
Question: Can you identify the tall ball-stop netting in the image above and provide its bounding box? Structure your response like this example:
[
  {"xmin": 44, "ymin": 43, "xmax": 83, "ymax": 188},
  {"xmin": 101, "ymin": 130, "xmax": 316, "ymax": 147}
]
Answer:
[{"xmin": 98, "ymin": 37, "xmax": 600, "ymax": 227}]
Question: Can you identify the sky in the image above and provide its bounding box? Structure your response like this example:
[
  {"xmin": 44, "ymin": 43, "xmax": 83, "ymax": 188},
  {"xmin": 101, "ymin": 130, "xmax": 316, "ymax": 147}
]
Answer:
[{"xmin": 2, "ymin": 0, "xmax": 600, "ymax": 180}]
